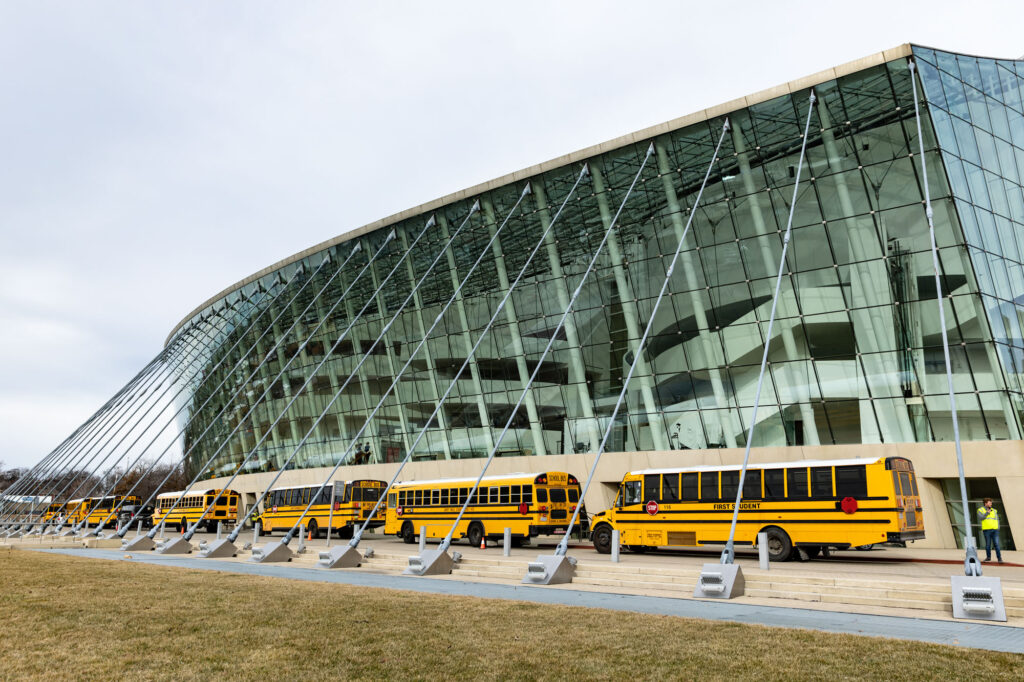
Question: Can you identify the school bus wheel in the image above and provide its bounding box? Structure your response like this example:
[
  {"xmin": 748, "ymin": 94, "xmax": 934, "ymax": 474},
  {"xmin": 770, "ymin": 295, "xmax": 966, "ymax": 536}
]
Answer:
[
  {"xmin": 306, "ymin": 519, "xmax": 319, "ymax": 539},
  {"xmin": 466, "ymin": 522, "xmax": 484, "ymax": 548},
  {"xmin": 591, "ymin": 524, "xmax": 613, "ymax": 554},
  {"xmin": 400, "ymin": 521, "xmax": 416, "ymax": 544},
  {"xmin": 762, "ymin": 526, "xmax": 793, "ymax": 562}
]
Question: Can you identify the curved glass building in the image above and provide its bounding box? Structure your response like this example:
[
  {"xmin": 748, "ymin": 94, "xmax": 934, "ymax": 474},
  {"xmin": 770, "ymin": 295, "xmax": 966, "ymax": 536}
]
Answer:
[{"xmin": 168, "ymin": 44, "xmax": 1024, "ymax": 549}]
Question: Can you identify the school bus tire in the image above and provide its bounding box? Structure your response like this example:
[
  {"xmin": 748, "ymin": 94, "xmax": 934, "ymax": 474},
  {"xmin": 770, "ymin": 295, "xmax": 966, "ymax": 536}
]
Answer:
[
  {"xmin": 400, "ymin": 521, "xmax": 416, "ymax": 544},
  {"xmin": 307, "ymin": 519, "xmax": 319, "ymax": 539},
  {"xmin": 466, "ymin": 522, "xmax": 484, "ymax": 548},
  {"xmin": 762, "ymin": 526, "xmax": 793, "ymax": 562},
  {"xmin": 592, "ymin": 524, "xmax": 613, "ymax": 554}
]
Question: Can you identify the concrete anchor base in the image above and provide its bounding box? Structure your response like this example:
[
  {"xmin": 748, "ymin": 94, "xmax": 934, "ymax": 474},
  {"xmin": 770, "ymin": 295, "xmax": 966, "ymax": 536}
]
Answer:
[
  {"xmin": 155, "ymin": 536, "xmax": 193, "ymax": 555},
  {"xmin": 318, "ymin": 545, "xmax": 362, "ymax": 568},
  {"xmin": 404, "ymin": 548, "xmax": 454, "ymax": 576},
  {"xmin": 198, "ymin": 539, "xmax": 238, "ymax": 559}
]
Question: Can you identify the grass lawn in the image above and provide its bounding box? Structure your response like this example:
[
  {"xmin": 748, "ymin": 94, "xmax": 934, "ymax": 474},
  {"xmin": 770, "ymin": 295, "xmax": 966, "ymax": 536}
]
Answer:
[{"xmin": 0, "ymin": 548, "xmax": 1020, "ymax": 680}]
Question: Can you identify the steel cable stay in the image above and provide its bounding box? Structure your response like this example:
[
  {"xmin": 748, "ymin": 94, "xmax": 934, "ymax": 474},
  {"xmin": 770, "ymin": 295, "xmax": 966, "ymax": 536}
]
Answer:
[
  {"xmin": 909, "ymin": 59, "xmax": 1005, "ymax": 620},
  {"xmin": 36, "ymin": 328, "xmax": 217, "ymax": 535},
  {"xmin": 0, "ymin": 339, "xmax": 182, "ymax": 522},
  {"xmin": 0, "ymin": 357, "xmax": 159, "ymax": 526},
  {"xmin": 328, "ymin": 168, "xmax": 590, "ymax": 570},
  {"xmin": 222, "ymin": 201, "xmax": 483, "ymax": 561},
  {"xmin": 2, "ymin": 339, "xmax": 189, "ymax": 534},
  {"xmin": 117, "ymin": 235, "xmax": 393, "ymax": 550},
  {"xmin": 108, "ymin": 256, "xmax": 358, "ymax": 541},
  {"xmin": 179, "ymin": 211, "xmax": 479, "ymax": 548},
  {"xmin": 132, "ymin": 231, "xmax": 400, "ymax": 552},
  {"xmin": 399, "ymin": 145, "xmax": 655, "ymax": 576},
  {"xmin": 37, "ymin": 302, "xmax": 245, "ymax": 534},
  {"xmin": 909, "ymin": 59, "xmax": 975, "ymax": 574},
  {"xmin": 235, "ymin": 185, "xmax": 535, "ymax": 563},
  {"xmin": 541, "ymin": 121, "xmax": 730, "ymax": 580},
  {"xmin": 0, "ymin": 347, "xmax": 167, "ymax": 513},
  {"xmin": 23, "ymin": 312, "xmax": 230, "ymax": 534},
  {"xmin": 80, "ymin": 248, "xmax": 362, "ymax": 536},
  {"xmin": 39, "ymin": 287, "xmax": 277, "ymax": 535},
  {"xmin": 720, "ymin": 90, "xmax": 817, "ymax": 565}
]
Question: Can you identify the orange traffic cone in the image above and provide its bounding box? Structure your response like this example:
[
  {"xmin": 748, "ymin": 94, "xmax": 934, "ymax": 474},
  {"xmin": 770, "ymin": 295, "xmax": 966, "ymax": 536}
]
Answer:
[
  {"xmin": 480, "ymin": 535, "xmax": 486, "ymax": 550},
  {"xmin": 180, "ymin": 524, "xmax": 184, "ymax": 535},
  {"xmin": 308, "ymin": 529, "xmax": 312, "ymax": 541}
]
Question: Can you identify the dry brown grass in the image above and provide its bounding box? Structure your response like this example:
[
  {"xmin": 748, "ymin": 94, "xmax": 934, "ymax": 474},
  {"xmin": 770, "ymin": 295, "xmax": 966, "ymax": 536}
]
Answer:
[{"xmin": 0, "ymin": 548, "xmax": 1020, "ymax": 681}]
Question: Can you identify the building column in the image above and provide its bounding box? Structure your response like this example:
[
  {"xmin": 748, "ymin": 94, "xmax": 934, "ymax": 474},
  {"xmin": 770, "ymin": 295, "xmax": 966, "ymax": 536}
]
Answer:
[
  {"xmin": 437, "ymin": 213, "xmax": 495, "ymax": 453},
  {"xmin": 732, "ymin": 124, "xmax": 822, "ymax": 445},
  {"xmin": 818, "ymin": 103, "xmax": 915, "ymax": 443},
  {"xmin": 655, "ymin": 138, "xmax": 738, "ymax": 448},
  {"xmin": 532, "ymin": 183, "xmax": 602, "ymax": 452},
  {"xmin": 367, "ymin": 238, "xmax": 415, "ymax": 457},
  {"xmin": 338, "ymin": 246, "xmax": 377, "ymax": 453},
  {"xmin": 479, "ymin": 199, "xmax": 548, "ymax": 456},
  {"xmin": 590, "ymin": 161, "xmax": 670, "ymax": 451},
  {"xmin": 398, "ymin": 228, "xmax": 453, "ymax": 460}
]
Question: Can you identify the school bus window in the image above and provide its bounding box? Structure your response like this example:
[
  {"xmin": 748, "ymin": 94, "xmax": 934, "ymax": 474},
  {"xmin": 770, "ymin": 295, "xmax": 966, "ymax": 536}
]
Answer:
[
  {"xmin": 681, "ymin": 473, "xmax": 699, "ymax": 501},
  {"xmin": 522, "ymin": 486, "xmax": 532, "ymax": 503},
  {"xmin": 536, "ymin": 488, "xmax": 548, "ymax": 504},
  {"xmin": 500, "ymin": 486, "xmax": 510, "ymax": 504},
  {"xmin": 811, "ymin": 467, "xmax": 833, "ymax": 499},
  {"xmin": 898, "ymin": 472, "xmax": 912, "ymax": 497},
  {"xmin": 764, "ymin": 469, "xmax": 785, "ymax": 500},
  {"xmin": 721, "ymin": 471, "xmax": 739, "ymax": 501},
  {"xmin": 439, "ymin": 489, "xmax": 448, "ymax": 505},
  {"xmin": 567, "ymin": 488, "xmax": 579, "ymax": 503},
  {"xmin": 550, "ymin": 488, "xmax": 567, "ymax": 503},
  {"xmin": 743, "ymin": 470, "xmax": 762, "ymax": 500},
  {"xmin": 621, "ymin": 480, "xmax": 641, "ymax": 506},
  {"xmin": 787, "ymin": 468, "xmax": 809, "ymax": 499},
  {"xmin": 511, "ymin": 486, "xmax": 521, "ymax": 504},
  {"xmin": 835, "ymin": 466, "xmax": 867, "ymax": 498},
  {"xmin": 459, "ymin": 488, "xmax": 468, "ymax": 504},
  {"xmin": 643, "ymin": 475, "xmax": 659, "ymax": 502},
  {"xmin": 491, "ymin": 487, "xmax": 501, "ymax": 504},
  {"xmin": 415, "ymin": 490, "xmax": 424, "ymax": 505},
  {"xmin": 663, "ymin": 474, "xmax": 680, "ymax": 502},
  {"xmin": 701, "ymin": 472, "xmax": 719, "ymax": 501}
]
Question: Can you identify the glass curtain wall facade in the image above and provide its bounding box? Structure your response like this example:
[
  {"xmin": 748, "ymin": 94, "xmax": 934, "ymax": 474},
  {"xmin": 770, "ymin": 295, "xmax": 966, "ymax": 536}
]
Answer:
[{"xmin": 169, "ymin": 47, "xmax": 1024, "ymax": 480}]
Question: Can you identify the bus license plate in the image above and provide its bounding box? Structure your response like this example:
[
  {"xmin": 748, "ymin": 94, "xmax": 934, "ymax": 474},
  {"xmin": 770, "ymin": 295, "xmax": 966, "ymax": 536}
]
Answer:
[{"xmin": 554, "ymin": 529, "xmax": 566, "ymax": 534}]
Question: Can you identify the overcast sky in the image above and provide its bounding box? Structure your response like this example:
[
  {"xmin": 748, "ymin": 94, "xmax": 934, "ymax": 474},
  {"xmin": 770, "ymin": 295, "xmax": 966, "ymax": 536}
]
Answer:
[{"xmin": 2, "ymin": 1, "xmax": 1023, "ymax": 469}]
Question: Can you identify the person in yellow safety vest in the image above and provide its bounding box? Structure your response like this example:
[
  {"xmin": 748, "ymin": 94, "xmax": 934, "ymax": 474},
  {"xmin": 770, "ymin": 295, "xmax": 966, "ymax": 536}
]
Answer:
[{"xmin": 977, "ymin": 497, "xmax": 1003, "ymax": 564}]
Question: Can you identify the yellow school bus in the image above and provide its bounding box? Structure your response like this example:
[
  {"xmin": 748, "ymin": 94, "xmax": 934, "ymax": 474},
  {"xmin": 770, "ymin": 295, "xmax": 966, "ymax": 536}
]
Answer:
[
  {"xmin": 258, "ymin": 480, "xmax": 386, "ymax": 538},
  {"xmin": 384, "ymin": 472, "xmax": 585, "ymax": 547},
  {"xmin": 153, "ymin": 489, "xmax": 240, "ymax": 533},
  {"xmin": 58, "ymin": 496, "xmax": 140, "ymax": 528},
  {"xmin": 589, "ymin": 456, "xmax": 924, "ymax": 561},
  {"xmin": 42, "ymin": 502, "xmax": 65, "ymax": 524}
]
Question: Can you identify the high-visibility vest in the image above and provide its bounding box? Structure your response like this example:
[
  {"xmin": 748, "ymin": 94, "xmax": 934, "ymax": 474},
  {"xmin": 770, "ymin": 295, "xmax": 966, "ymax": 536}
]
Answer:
[{"xmin": 978, "ymin": 506, "xmax": 1000, "ymax": 531}]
